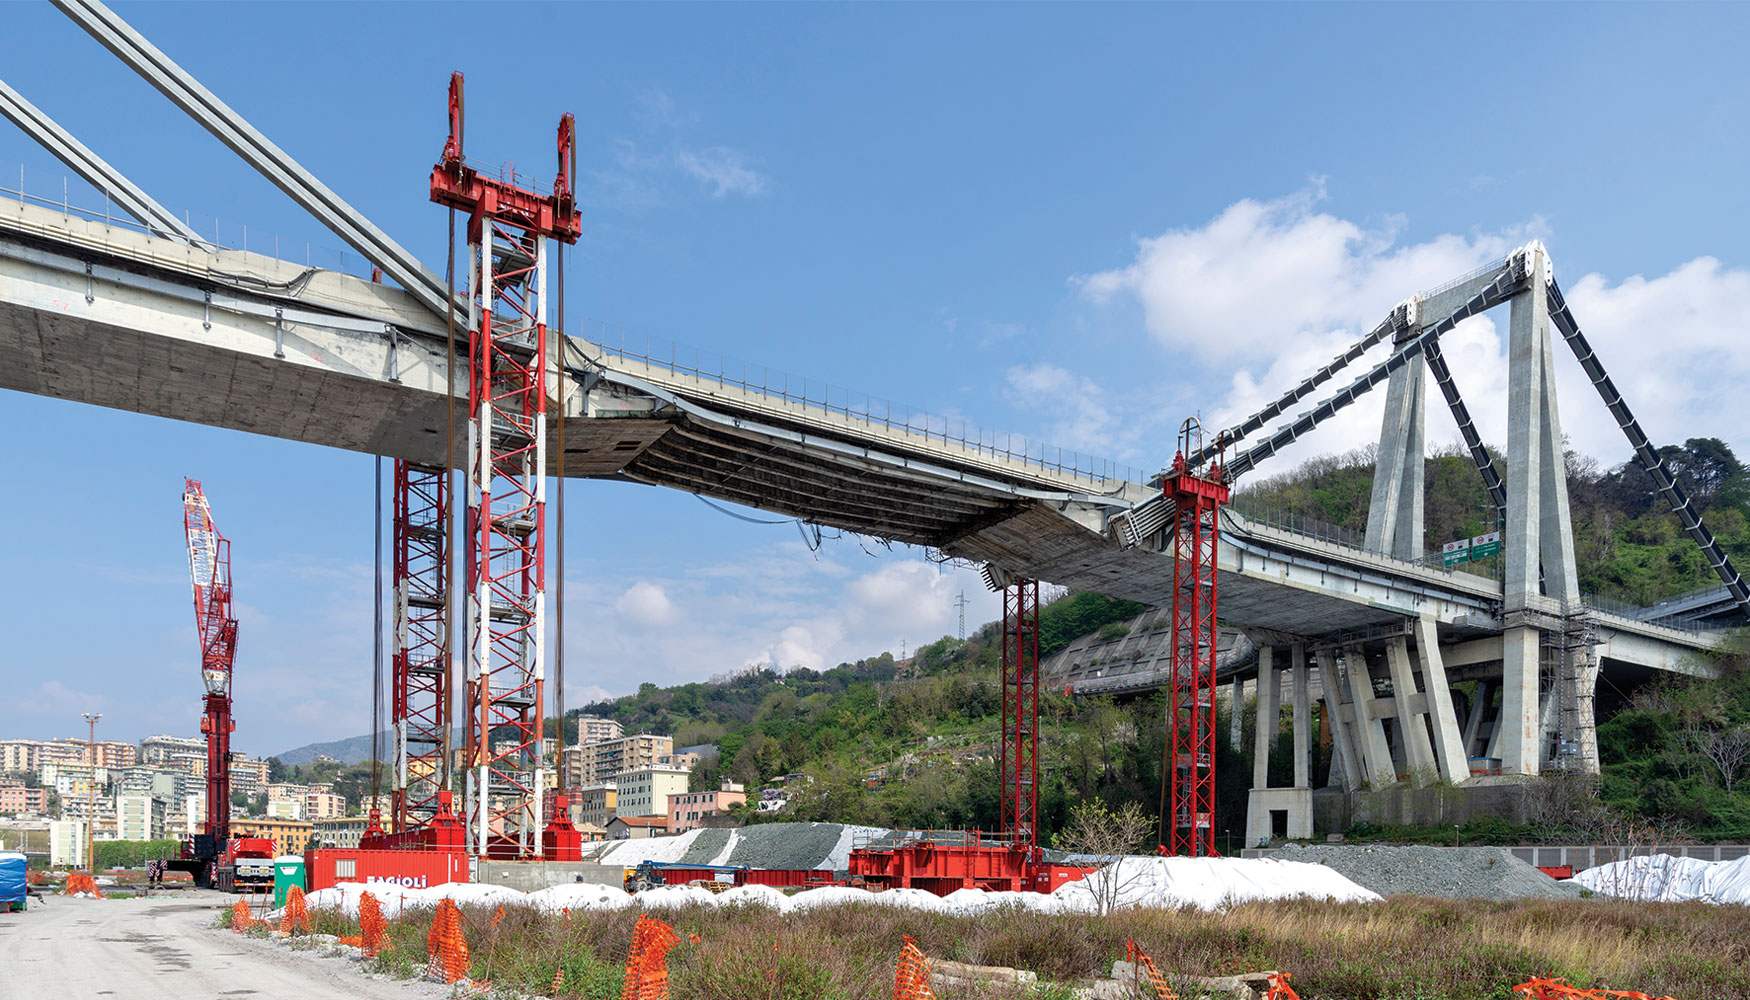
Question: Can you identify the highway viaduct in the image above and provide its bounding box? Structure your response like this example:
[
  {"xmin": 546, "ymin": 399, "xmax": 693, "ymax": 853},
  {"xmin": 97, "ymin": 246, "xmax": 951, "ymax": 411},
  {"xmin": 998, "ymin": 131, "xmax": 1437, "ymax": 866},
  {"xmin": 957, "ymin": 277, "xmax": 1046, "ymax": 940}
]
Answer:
[{"xmin": 0, "ymin": 189, "xmax": 1732, "ymax": 842}]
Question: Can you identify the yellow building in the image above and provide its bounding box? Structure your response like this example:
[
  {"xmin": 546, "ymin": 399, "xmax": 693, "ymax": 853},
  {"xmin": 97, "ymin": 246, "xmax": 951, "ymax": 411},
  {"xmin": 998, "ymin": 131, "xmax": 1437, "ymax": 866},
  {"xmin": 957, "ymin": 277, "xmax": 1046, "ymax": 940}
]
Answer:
[{"xmin": 232, "ymin": 817, "xmax": 313, "ymax": 856}]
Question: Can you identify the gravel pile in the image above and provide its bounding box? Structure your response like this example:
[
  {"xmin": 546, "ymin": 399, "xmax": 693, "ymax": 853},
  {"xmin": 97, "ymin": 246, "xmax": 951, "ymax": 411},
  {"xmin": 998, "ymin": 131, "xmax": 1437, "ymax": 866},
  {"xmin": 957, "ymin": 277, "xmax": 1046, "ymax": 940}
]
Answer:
[
  {"xmin": 1272, "ymin": 844, "xmax": 1587, "ymax": 900},
  {"xmin": 723, "ymin": 822, "xmax": 885, "ymax": 871},
  {"xmin": 676, "ymin": 828, "xmax": 734, "ymax": 865}
]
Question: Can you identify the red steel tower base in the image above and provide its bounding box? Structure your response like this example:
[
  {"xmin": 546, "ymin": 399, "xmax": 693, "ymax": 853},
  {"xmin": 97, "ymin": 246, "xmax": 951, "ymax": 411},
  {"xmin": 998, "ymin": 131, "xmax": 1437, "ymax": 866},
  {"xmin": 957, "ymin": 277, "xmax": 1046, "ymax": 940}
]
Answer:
[{"xmin": 1161, "ymin": 441, "xmax": 1229, "ymax": 857}]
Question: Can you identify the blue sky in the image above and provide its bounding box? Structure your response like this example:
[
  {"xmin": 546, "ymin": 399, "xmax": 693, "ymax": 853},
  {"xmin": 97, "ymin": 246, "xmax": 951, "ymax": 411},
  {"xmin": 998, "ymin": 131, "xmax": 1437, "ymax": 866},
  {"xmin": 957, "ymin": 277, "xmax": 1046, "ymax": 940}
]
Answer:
[{"xmin": 5, "ymin": 2, "xmax": 1750, "ymax": 755}]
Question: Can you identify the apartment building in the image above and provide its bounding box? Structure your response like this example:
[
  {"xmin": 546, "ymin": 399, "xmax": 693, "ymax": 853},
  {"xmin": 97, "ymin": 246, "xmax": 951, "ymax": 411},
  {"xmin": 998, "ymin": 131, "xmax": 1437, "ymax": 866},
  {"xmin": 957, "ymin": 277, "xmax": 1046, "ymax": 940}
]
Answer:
[
  {"xmin": 115, "ymin": 793, "xmax": 167, "ymax": 841},
  {"xmin": 614, "ymin": 765, "xmax": 691, "ymax": 819},
  {"xmin": 666, "ymin": 782, "xmax": 747, "ymax": 834},
  {"xmin": 138, "ymin": 734, "xmax": 206, "ymax": 766},
  {"xmin": 303, "ymin": 790, "xmax": 346, "ymax": 820},
  {"xmin": 232, "ymin": 817, "xmax": 312, "ymax": 856},
  {"xmin": 50, "ymin": 819, "xmax": 88, "ymax": 867},
  {"xmin": 575, "ymin": 715, "xmax": 624, "ymax": 745},
  {"xmin": 230, "ymin": 757, "xmax": 270, "ymax": 795},
  {"xmin": 0, "ymin": 783, "xmax": 48, "ymax": 815},
  {"xmin": 565, "ymin": 734, "xmax": 676, "ymax": 789},
  {"xmin": 572, "ymin": 784, "xmax": 617, "ymax": 829},
  {"xmin": 313, "ymin": 816, "xmax": 371, "ymax": 849}
]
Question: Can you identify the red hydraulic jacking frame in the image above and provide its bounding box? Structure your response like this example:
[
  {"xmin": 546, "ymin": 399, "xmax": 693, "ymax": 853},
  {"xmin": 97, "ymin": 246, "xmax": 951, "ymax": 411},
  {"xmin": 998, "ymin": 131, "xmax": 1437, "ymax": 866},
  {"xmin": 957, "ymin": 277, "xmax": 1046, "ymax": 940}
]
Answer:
[
  {"xmin": 183, "ymin": 479, "xmax": 238, "ymax": 849},
  {"xmin": 429, "ymin": 72, "xmax": 580, "ymax": 858},
  {"xmin": 1000, "ymin": 579, "xmax": 1041, "ymax": 855},
  {"xmin": 392, "ymin": 462, "xmax": 449, "ymax": 833},
  {"xmin": 1161, "ymin": 421, "xmax": 1229, "ymax": 857}
]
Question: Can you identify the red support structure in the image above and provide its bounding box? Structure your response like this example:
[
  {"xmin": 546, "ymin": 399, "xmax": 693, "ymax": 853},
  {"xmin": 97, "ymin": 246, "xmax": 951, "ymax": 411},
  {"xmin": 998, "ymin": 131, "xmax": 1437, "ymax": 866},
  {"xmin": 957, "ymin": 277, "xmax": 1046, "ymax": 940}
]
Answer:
[
  {"xmin": 392, "ymin": 461, "xmax": 449, "ymax": 832},
  {"xmin": 182, "ymin": 479, "xmax": 238, "ymax": 849},
  {"xmin": 1162, "ymin": 432, "xmax": 1229, "ymax": 857},
  {"xmin": 1000, "ymin": 579, "xmax": 1040, "ymax": 852},
  {"xmin": 429, "ymin": 72, "xmax": 579, "ymax": 857}
]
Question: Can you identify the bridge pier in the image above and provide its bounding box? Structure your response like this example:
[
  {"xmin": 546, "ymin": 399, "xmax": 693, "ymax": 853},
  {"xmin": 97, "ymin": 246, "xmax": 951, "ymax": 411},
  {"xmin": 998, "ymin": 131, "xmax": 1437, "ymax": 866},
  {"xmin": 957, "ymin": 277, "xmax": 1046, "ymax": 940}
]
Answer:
[{"xmin": 1244, "ymin": 642, "xmax": 1312, "ymax": 847}]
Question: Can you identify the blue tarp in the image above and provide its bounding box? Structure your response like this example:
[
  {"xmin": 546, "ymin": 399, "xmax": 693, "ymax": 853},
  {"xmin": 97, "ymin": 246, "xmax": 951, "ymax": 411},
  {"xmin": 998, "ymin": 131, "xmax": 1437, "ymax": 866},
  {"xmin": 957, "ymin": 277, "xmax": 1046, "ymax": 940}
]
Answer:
[{"xmin": 0, "ymin": 851, "xmax": 26, "ymax": 904}]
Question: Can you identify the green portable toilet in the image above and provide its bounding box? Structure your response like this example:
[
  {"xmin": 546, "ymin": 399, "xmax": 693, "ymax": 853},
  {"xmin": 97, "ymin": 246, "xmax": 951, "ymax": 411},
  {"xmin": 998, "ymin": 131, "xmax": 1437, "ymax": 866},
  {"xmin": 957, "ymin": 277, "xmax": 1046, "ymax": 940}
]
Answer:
[{"xmin": 272, "ymin": 855, "xmax": 305, "ymax": 908}]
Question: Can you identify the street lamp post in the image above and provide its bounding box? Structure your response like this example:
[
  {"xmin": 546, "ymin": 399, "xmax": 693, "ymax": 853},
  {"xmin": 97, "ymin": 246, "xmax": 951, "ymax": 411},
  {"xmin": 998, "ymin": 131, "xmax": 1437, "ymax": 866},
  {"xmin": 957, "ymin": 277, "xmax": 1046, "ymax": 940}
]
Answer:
[{"xmin": 83, "ymin": 713, "xmax": 102, "ymax": 873}]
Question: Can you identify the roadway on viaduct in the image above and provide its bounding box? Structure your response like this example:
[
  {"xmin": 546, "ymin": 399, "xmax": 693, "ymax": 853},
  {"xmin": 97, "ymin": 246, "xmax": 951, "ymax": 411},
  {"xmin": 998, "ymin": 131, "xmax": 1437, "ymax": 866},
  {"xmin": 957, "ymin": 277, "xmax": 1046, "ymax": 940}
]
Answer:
[{"xmin": 0, "ymin": 196, "xmax": 1720, "ymax": 679}]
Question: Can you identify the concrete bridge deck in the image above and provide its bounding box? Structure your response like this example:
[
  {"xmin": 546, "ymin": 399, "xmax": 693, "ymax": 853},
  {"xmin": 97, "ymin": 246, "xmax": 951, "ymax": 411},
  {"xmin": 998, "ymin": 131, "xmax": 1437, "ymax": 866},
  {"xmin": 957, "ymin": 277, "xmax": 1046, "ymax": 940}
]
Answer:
[{"xmin": 0, "ymin": 195, "xmax": 1726, "ymax": 688}]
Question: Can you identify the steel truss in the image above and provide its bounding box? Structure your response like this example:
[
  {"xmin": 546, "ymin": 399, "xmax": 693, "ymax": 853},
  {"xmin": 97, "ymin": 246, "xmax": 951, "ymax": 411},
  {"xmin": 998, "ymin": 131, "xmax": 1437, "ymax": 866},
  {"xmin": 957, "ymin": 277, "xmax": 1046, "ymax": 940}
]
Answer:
[
  {"xmin": 430, "ymin": 72, "xmax": 579, "ymax": 857},
  {"xmin": 1164, "ymin": 450, "xmax": 1228, "ymax": 857},
  {"xmin": 392, "ymin": 461, "xmax": 449, "ymax": 830},
  {"xmin": 999, "ymin": 579, "xmax": 1040, "ymax": 851}
]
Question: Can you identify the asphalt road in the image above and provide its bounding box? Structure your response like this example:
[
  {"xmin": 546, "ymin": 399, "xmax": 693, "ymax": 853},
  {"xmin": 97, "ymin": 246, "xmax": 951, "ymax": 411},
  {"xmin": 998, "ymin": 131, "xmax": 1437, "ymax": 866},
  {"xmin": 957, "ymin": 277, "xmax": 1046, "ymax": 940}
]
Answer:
[{"xmin": 0, "ymin": 889, "xmax": 444, "ymax": 1000}]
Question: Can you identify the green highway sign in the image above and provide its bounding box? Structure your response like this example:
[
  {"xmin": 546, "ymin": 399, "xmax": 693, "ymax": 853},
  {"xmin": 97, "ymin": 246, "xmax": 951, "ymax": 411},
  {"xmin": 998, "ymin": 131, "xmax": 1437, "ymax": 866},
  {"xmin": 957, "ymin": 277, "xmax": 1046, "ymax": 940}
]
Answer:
[
  {"xmin": 1470, "ymin": 531, "xmax": 1502, "ymax": 560},
  {"xmin": 1441, "ymin": 537, "xmax": 1471, "ymax": 567}
]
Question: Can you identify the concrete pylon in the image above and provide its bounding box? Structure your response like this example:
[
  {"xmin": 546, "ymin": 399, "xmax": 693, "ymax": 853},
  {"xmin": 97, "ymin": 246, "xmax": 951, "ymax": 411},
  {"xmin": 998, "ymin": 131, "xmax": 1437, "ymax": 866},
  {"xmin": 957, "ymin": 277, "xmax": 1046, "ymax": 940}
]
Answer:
[
  {"xmin": 1500, "ymin": 242, "xmax": 1585, "ymax": 776},
  {"xmin": 1365, "ymin": 303, "xmax": 1426, "ymax": 561}
]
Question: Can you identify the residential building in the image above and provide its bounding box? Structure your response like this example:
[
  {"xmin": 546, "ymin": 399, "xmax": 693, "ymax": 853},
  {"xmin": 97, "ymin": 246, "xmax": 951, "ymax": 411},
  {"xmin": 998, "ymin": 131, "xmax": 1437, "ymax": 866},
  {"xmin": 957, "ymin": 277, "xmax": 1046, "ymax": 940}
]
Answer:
[
  {"xmin": 61, "ymin": 795, "xmax": 117, "ymax": 836},
  {"xmin": 42, "ymin": 762, "xmax": 111, "ymax": 800},
  {"xmin": 658, "ymin": 751, "xmax": 702, "ymax": 772},
  {"xmin": 303, "ymin": 791, "xmax": 346, "ymax": 820},
  {"xmin": 230, "ymin": 757, "xmax": 270, "ymax": 795},
  {"xmin": 614, "ymin": 765, "xmax": 691, "ymax": 819},
  {"xmin": 357, "ymin": 794, "xmax": 393, "ymax": 820},
  {"xmin": 167, "ymin": 752, "xmax": 206, "ymax": 777},
  {"xmin": 232, "ymin": 817, "xmax": 313, "ymax": 856},
  {"xmin": 267, "ymin": 798, "xmax": 303, "ymax": 821},
  {"xmin": 50, "ymin": 819, "xmax": 88, "ymax": 867},
  {"xmin": 138, "ymin": 734, "xmax": 206, "ymax": 766},
  {"xmin": 115, "ymin": 793, "xmax": 167, "ymax": 841},
  {"xmin": 180, "ymin": 794, "xmax": 205, "ymax": 838},
  {"xmin": 266, "ymin": 782, "xmax": 309, "ymax": 803},
  {"xmin": 566, "ymin": 734, "xmax": 677, "ymax": 788},
  {"xmin": 666, "ymin": 782, "xmax": 747, "ymax": 835},
  {"xmin": 116, "ymin": 766, "xmax": 199, "ymax": 811},
  {"xmin": 604, "ymin": 816, "xmax": 667, "ymax": 840},
  {"xmin": 572, "ymin": 784, "xmax": 617, "ymax": 829},
  {"xmin": 0, "ymin": 740, "xmax": 40, "ymax": 774},
  {"xmin": 313, "ymin": 816, "xmax": 371, "ymax": 849},
  {"xmin": 0, "ymin": 783, "xmax": 48, "ymax": 815},
  {"xmin": 576, "ymin": 716, "xmax": 623, "ymax": 745},
  {"xmin": 91, "ymin": 741, "xmax": 138, "ymax": 769}
]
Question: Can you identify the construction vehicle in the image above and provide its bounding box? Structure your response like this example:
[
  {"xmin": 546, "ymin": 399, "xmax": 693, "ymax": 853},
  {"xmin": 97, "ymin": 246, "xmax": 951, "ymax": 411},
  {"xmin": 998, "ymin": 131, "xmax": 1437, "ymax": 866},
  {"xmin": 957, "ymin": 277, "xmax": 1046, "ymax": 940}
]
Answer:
[
  {"xmin": 162, "ymin": 480, "xmax": 267, "ymax": 892},
  {"xmin": 622, "ymin": 860, "xmax": 746, "ymax": 893}
]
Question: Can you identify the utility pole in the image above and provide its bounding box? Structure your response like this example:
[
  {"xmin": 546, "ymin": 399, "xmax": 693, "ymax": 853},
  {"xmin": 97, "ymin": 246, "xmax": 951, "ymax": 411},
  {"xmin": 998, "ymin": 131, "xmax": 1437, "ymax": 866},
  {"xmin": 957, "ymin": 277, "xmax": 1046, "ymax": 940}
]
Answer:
[{"xmin": 83, "ymin": 712, "xmax": 101, "ymax": 873}]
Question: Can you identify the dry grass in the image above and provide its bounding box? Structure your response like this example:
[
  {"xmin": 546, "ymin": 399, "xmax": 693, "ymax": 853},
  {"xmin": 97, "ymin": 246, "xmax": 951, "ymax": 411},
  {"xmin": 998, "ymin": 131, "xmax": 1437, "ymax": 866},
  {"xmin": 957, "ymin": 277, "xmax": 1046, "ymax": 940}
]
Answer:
[{"xmin": 322, "ymin": 896, "xmax": 1750, "ymax": 1000}]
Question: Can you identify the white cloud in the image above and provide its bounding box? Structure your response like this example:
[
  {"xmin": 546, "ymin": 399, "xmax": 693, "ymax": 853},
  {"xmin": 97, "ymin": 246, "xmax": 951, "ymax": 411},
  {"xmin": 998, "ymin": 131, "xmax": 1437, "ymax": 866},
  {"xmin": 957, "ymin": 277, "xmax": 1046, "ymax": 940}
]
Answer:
[
  {"xmin": 675, "ymin": 147, "xmax": 767, "ymax": 199},
  {"xmin": 1004, "ymin": 363, "xmax": 1122, "ymax": 453},
  {"xmin": 1071, "ymin": 187, "xmax": 1750, "ymax": 480},
  {"xmin": 1077, "ymin": 186, "xmax": 1522, "ymax": 365},
  {"xmin": 614, "ymin": 581, "xmax": 676, "ymax": 629}
]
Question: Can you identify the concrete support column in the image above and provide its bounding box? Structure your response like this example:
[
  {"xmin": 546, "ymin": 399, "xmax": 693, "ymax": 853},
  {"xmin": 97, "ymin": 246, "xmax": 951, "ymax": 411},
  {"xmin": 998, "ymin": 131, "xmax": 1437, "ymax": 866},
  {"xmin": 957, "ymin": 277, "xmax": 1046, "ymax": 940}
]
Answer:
[
  {"xmin": 1253, "ymin": 645, "xmax": 1280, "ymax": 789},
  {"xmin": 1315, "ymin": 650, "xmax": 1361, "ymax": 792},
  {"xmin": 1414, "ymin": 618, "xmax": 1470, "ymax": 783},
  {"xmin": 1290, "ymin": 642, "xmax": 1311, "ymax": 789},
  {"xmin": 1343, "ymin": 648, "xmax": 1397, "ymax": 788},
  {"xmin": 1502, "ymin": 243, "xmax": 1583, "ymax": 776},
  {"xmin": 1229, "ymin": 678, "xmax": 1249, "ymax": 751},
  {"xmin": 1384, "ymin": 636, "xmax": 1437, "ymax": 784},
  {"xmin": 1462, "ymin": 679, "xmax": 1493, "ymax": 758},
  {"xmin": 1500, "ymin": 629, "xmax": 1541, "ymax": 775},
  {"xmin": 1365, "ymin": 319, "xmax": 1426, "ymax": 561}
]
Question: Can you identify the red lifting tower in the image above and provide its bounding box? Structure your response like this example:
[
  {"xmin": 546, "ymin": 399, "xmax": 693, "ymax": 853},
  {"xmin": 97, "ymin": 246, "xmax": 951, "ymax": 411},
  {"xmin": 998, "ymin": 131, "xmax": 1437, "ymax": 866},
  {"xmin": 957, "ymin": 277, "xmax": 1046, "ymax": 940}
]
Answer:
[
  {"xmin": 999, "ymin": 578, "xmax": 1041, "ymax": 853},
  {"xmin": 182, "ymin": 479, "xmax": 238, "ymax": 851},
  {"xmin": 430, "ymin": 72, "xmax": 581, "ymax": 857},
  {"xmin": 391, "ymin": 462, "xmax": 449, "ymax": 832},
  {"xmin": 1162, "ymin": 420, "xmax": 1229, "ymax": 857}
]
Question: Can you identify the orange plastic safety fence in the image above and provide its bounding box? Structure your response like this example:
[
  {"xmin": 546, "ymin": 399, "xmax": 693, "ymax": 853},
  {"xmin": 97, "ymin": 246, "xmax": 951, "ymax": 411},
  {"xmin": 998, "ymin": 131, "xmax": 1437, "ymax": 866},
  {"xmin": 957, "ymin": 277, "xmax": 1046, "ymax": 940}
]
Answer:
[
  {"xmin": 63, "ymin": 873, "xmax": 103, "ymax": 897},
  {"xmin": 339, "ymin": 935, "xmax": 363, "ymax": 948},
  {"xmin": 1262, "ymin": 972, "xmax": 1302, "ymax": 1000},
  {"xmin": 1124, "ymin": 940, "xmax": 1177, "ymax": 1000},
  {"xmin": 893, "ymin": 935, "xmax": 936, "ymax": 1000},
  {"xmin": 425, "ymin": 897, "xmax": 471, "ymax": 984},
  {"xmin": 1515, "ymin": 978, "xmax": 1677, "ymax": 1000},
  {"xmin": 230, "ymin": 900, "xmax": 254, "ymax": 933},
  {"xmin": 278, "ymin": 884, "xmax": 312, "ymax": 935},
  {"xmin": 619, "ymin": 914, "xmax": 680, "ymax": 1000},
  {"xmin": 358, "ymin": 890, "xmax": 387, "ymax": 958},
  {"xmin": 553, "ymin": 966, "xmax": 565, "ymax": 995}
]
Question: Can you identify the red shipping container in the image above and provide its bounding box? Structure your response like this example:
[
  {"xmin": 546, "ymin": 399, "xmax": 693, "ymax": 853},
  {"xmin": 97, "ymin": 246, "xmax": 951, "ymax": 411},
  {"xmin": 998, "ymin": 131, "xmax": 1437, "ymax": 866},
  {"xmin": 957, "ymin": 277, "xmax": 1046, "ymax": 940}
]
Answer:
[{"xmin": 304, "ymin": 848, "xmax": 469, "ymax": 892}]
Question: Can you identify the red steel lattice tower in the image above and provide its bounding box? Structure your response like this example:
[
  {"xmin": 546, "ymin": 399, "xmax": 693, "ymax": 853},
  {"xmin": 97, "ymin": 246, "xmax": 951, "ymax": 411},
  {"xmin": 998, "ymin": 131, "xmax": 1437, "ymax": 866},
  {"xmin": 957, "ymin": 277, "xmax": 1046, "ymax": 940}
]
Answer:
[
  {"xmin": 391, "ymin": 461, "xmax": 449, "ymax": 831},
  {"xmin": 1163, "ymin": 422, "xmax": 1228, "ymax": 857},
  {"xmin": 1000, "ymin": 578, "xmax": 1040, "ymax": 851},
  {"xmin": 182, "ymin": 479, "xmax": 238, "ymax": 848},
  {"xmin": 430, "ymin": 72, "xmax": 580, "ymax": 856}
]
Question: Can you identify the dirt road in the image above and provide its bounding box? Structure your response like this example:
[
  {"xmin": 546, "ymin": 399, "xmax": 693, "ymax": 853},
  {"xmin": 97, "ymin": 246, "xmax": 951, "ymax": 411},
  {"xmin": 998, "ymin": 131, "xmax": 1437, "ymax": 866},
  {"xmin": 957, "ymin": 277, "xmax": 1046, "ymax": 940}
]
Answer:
[{"xmin": 0, "ymin": 889, "xmax": 443, "ymax": 1000}]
